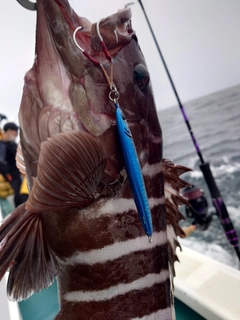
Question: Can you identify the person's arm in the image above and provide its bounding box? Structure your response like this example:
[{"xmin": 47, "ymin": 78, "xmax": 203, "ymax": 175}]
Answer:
[{"xmin": 0, "ymin": 141, "xmax": 7, "ymax": 162}]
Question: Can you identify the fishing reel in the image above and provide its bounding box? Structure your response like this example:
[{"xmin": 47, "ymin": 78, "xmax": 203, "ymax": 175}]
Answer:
[{"xmin": 181, "ymin": 185, "xmax": 213, "ymax": 231}]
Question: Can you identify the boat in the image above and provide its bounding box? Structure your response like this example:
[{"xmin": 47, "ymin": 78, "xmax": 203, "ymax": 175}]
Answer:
[
  {"xmin": 1, "ymin": 242, "xmax": 240, "ymax": 319},
  {"xmin": 175, "ymin": 245, "xmax": 240, "ymax": 320}
]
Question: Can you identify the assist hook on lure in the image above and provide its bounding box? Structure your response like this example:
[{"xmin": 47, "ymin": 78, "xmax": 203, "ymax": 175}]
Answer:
[{"xmin": 16, "ymin": 0, "xmax": 37, "ymax": 11}]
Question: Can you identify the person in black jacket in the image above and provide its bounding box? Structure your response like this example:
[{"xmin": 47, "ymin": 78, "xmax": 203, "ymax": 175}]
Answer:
[{"xmin": 0, "ymin": 122, "xmax": 22, "ymax": 207}]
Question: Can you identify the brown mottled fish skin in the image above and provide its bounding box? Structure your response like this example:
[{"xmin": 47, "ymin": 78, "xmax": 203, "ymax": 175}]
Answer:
[{"xmin": 0, "ymin": 1, "xmax": 190, "ymax": 319}]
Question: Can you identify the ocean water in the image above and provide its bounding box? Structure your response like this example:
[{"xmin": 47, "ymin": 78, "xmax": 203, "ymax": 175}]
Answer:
[{"xmin": 158, "ymin": 84, "xmax": 240, "ymax": 269}]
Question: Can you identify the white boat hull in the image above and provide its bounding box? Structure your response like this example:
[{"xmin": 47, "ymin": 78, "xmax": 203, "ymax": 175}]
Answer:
[{"xmin": 175, "ymin": 245, "xmax": 240, "ymax": 320}]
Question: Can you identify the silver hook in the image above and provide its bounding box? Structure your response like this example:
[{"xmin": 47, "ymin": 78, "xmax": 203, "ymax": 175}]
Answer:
[
  {"xmin": 96, "ymin": 19, "xmax": 104, "ymax": 42},
  {"xmin": 96, "ymin": 19, "xmax": 119, "ymax": 44},
  {"xmin": 16, "ymin": 0, "xmax": 37, "ymax": 11},
  {"xmin": 73, "ymin": 26, "xmax": 84, "ymax": 52}
]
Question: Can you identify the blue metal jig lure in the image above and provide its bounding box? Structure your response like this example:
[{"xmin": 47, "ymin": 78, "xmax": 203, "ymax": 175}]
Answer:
[
  {"xmin": 114, "ymin": 101, "xmax": 153, "ymax": 242},
  {"xmin": 73, "ymin": 23, "xmax": 153, "ymax": 242}
]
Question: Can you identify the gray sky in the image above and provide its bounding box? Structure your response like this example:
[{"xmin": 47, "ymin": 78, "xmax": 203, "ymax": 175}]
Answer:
[{"xmin": 1, "ymin": 0, "xmax": 240, "ymax": 124}]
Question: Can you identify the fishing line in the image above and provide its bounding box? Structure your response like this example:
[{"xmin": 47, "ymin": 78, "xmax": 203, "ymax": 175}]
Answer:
[{"xmin": 137, "ymin": 0, "xmax": 240, "ymax": 262}]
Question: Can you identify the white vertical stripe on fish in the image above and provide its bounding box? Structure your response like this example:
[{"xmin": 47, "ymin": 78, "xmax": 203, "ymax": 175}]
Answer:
[
  {"xmin": 61, "ymin": 231, "xmax": 167, "ymax": 266},
  {"xmin": 131, "ymin": 307, "xmax": 173, "ymax": 320},
  {"xmin": 142, "ymin": 162, "xmax": 163, "ymax": 177},
  {"xmin": 94, "ymin": 196, "xmax": 165, "ymax": 218},
  {"xmin": 64, "ymin": 271, "xmax": 169, "ymax": 302}
]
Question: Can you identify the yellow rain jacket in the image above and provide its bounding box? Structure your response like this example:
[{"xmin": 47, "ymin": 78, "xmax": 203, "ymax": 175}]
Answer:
[
  {"xmin": 20, "ymin": 175, "xmax": 29, "ymax": 195},
  {"xmin": 0, "ymin": 174, "xmax": 14, "ymax": 199}
]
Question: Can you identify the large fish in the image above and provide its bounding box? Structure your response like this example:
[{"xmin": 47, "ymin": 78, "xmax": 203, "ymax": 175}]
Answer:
[{"xmin": 0, "ymin": 1, "xmax": 189, "ymax": 319}]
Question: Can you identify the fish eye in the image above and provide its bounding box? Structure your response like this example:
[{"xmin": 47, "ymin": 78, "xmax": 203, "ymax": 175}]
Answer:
[{"xmin": 133, "ymin": 64, "xmax": 150, "ymax": 90}]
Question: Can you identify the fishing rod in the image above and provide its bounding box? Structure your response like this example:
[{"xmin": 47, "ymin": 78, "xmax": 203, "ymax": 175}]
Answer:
[{"xmin": 137, "ymin": 0, "xmax": 240, "ymax": 262}]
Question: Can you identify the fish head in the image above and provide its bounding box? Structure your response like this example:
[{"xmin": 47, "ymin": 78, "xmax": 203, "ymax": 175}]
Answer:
[{"xmin": 19, "ymin": 0, "xmax": 161, "ymax": 193}]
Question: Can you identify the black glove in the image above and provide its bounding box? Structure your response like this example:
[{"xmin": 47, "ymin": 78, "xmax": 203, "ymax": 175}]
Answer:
[{"xmin": 0, "ymin": 161, "xmax": 9, "ymax": 180}]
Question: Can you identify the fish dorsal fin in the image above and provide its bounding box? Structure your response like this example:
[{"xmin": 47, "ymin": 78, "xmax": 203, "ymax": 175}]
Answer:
[
  {"xmin": 163, "ymin": 158, "xmax": 191, "ymax": 278},
  {"xmin": 26, "ymin": 131, "xmax": 106, "ymax": 212},
  {"xmin": 0, "ymin": 204, "xmax": 58, "ymax": 301}
]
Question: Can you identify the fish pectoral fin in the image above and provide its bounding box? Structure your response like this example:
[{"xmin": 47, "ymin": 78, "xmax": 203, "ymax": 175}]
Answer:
[
  {"xmin": 0, "ymin": 203, "xmax": 58, "ymax": 301},
  {"xmin": 26, "ymin": 131, "xmax": 107, "ymax": 212}
]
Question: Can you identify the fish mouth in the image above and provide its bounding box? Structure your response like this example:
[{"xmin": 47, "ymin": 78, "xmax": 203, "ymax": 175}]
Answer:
[
  {"xmin": 42, "ymin": 1, "xmax": 134, "ymax": 75},
  {"xmin": 37, "ymin": 0, "xmax": 135, "ymax": 137},
  {"xmin": 62, "ymin": 3, "xmax": 133, "ymax": 55}
]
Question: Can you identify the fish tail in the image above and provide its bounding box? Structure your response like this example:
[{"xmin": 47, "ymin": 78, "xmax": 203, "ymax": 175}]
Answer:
[{"xmin": 0, "ymin": 203, "xmax": 58, "ymax": 301}]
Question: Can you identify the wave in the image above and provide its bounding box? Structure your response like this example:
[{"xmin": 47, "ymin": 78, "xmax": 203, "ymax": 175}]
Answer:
[{"xmin": 159, "ymin": 85, "xmax": 240, "ymax": 269}]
